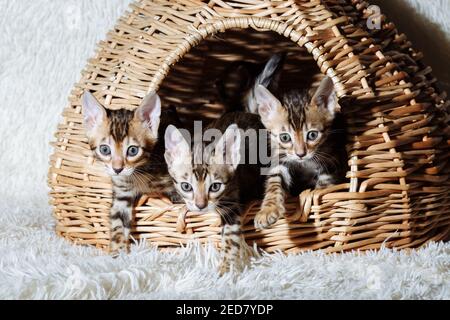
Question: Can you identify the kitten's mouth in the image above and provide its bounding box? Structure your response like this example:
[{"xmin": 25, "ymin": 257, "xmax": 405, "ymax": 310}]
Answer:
[
  {"xmin": 107, "ymin": 167, "xmax": 134, "ymax": 177},
  {"xmin": 282, "ymin": 154, "xmax": 314, "ymax": 166},
  {"xmin": 300, "ymin": 155, "xmax": 313, "ymax": 162},
  {"xmin": 187, "ymin": 203, "xmax": 212, "ymax": 213},
  {"xmin": 285, "ymin": 155, "xmax": 306, "ymax": 163}
]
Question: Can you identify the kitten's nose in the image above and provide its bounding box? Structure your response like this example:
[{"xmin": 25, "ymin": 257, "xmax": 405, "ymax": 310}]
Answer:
[
  {"xmin": 195, "ymin": 201, "xmax": 207, "ymax": 210},
  {"xmin": 296, "ymin": 152, "xmax": 306, "ymax": 158},
  {"xmin": 113, "ymin": 167, "xmax": 123, "ymax": 174}
]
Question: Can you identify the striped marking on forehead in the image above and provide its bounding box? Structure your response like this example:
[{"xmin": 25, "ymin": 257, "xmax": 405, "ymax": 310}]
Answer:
[
  {"xmin": 193, "ymin": 164, "xmax": 208, "ymax": 182},
  {"xmin": 282, "ymin": 91, "xmax": 310, "ymax": 130},
  {"xmin": 107, "ymin": 109, "xmax": 135, "ymax": 141},
  {"xmin": 190, "ymin": 142, "xmax": 208, "ymax": 181}
]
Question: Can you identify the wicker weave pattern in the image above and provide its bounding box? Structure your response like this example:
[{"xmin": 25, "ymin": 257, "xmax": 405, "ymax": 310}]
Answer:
[{"xmin": 48, "ymin": 0, "xmax": 450, "ymax": 252}]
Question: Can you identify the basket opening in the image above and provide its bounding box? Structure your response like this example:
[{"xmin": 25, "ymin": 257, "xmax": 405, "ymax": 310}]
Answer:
[
  {"xmin": 157, "ymin": 29, "xmax": 325, "ymax": 124},
  {"xmin": 156, "ymin": 28, "xmax": 351, "ymax": 186}
]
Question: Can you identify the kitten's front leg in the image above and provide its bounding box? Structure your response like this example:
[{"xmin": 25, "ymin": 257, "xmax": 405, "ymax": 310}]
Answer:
[
  {"xmin": 254, "ymin": 166, "xmax": 287, "ymax": 229},
  {"xmin": 109, "ymin": 184, "xmax": 135, "ymax": 256},
  {"xmin": 219, "ymin": 223, "xmax": 244, "ymax": 276},
  {"xmin": 217, "ymin": 202, "xmax": 246, "ymax": 275}
]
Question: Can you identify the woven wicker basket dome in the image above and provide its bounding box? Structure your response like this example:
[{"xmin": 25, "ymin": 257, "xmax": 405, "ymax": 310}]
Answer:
[{"xmin": 48, "ymin": 0, "xmax": 450, "ymax": 253}]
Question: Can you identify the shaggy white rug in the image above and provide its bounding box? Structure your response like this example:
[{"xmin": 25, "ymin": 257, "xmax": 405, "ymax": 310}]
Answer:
[{"xmin": 0, "ymin": 0, "xmax": 449, "ymax": 300}]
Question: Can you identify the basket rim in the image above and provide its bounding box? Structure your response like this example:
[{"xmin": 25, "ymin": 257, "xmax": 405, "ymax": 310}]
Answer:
[{"xmin": 147, "ymin": 16, "xmax": 368, "ymax": 101}]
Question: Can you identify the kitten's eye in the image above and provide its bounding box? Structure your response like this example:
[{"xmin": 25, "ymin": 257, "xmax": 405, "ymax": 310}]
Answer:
[
  {"xmin": 307, "ymin": 130, "xmax": 319, "ymax": 141},
  {"xmin": 99, "ymin": 145, "xmax": 111, "ymax": 156},
  {"xmin": 127, "ymin": 146, "xmax": 139, "ymax": 157},
  {"xmin": 180, "ymin": 182, "xmax": 193, "ymax": 192},
  {"xmin": 279, "ymin": 133, "xmax": 292, "ymax": 143},
  {"xmin": 209, "ymin": 182, "xmax": 222, "ymax": 193}
]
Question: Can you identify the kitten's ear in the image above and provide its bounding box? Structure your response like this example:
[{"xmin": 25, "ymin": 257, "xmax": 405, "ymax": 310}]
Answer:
[
  {"xmin": 81, "ymin": 91, "xmax": 107, "ymax": 134},
  {"xmin": 254, "ymin": 85, "xmax": 281, "ymax": 121},
  {"xmin": 247, "ymin": 54, "xmax": 285, "ymax": 114},
  {"xmin": 312, "ymin": 76, "xmax": 339, "ymax": 115},
  {"xmin": 214, "ymin": 124, "xmax": 241, "ymax": 169},
  {"xmin": 164, "ymin": 125, "xmax": 190, "ymax": 167},
  {"xmin": 256, "ymin": 52, "xmax": 286, "ymax": 89},
  {"xmin": 135, "ymin": 91, "xmax": 161, "ymax": 137}
]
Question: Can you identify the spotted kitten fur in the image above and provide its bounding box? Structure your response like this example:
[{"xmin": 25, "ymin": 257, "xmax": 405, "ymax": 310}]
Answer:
[
  {"xmin": 81, "ymin": 91, "xmax": 180, "ymax": 254},
  {"xmin": 164, "ymin": 112, "xmax": 267, "ymax": 274},
  {"xmin": 252, "ymin": 76, "xmax": 347, "ymax": 229}
]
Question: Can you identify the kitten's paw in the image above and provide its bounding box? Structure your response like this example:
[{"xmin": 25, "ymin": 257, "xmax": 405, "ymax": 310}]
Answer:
[
  {"xmin": 218, "ymin": 261, "xmax": 242, "ymax": 276},
  {"xmin": 168, "ymin": 192, "xmax": 183, "ymax": 204},
  {"xmin": 109, "ymin": 235, "xmax": 129, "ymax": 257},
  {"xmin": 218, "ymin": 260, "xmax": 230, "ymax": 276},
  {"xmin": 254, "ymin": 205, "xmax": 283, "ymax": 229},
  {"xmin": 315, "ymin": 174, "xmax": 335, "ymax": 189}
]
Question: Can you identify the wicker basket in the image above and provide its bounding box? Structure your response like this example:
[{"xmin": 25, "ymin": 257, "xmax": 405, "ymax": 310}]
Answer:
[{"xmin": 48, "ymin": 0, "xmax": 450, "ymax": 254}]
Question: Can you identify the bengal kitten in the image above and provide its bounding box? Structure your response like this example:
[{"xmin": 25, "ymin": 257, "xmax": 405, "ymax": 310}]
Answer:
[
  {"xmin": 81, "ymin": 91, "xmax": 180, "ymax": 254},
  {"xmin": 164, "ymin": 112, "xmax": 267, "ymax": 274},
  {"xmin": 252, "ymin": 76, "xmax": 347, "ymax": 229}
]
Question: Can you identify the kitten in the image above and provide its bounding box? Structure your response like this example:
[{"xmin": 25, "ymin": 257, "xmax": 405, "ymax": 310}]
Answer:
[
  {"xmin": 164, "ymin": 112, "xmax": 267, "ymax": 274},
  {"xmin": 218, "ymin": 55, "xmax": 346, "ymax": 229},
  {"xmin": 81, "ymin": 91, "xmax": 180, "ymax": 254},
  {"xmin": 252, "ymin": 76, "xmax": 347, "ymax": 229}
]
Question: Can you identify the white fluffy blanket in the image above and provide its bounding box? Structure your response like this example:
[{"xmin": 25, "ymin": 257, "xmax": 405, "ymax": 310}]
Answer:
[{"xmin": 0, "ymin": 0, "xmax": 448, "ymax": 300}]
